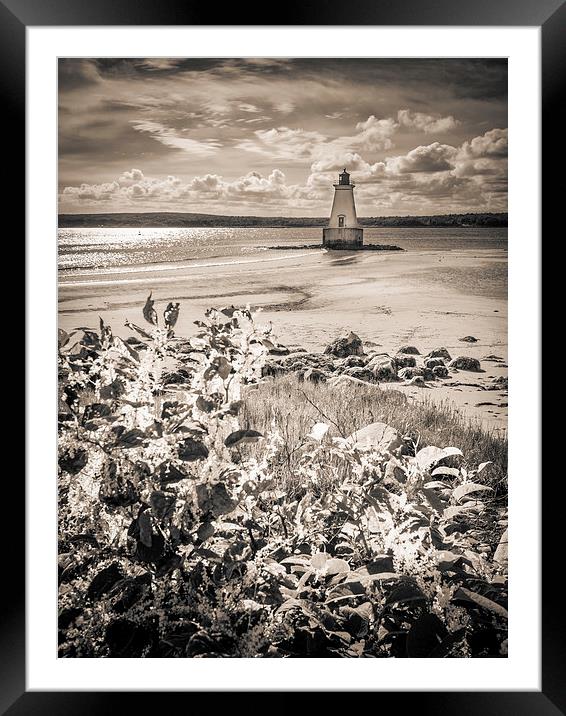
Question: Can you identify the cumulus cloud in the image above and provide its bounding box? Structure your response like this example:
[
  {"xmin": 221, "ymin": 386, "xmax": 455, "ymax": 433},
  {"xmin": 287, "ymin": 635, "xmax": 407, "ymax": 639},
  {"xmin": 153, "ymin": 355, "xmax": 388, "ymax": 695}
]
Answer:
[
  {"xmin": 60, "ymin": 167, "xmax": 327, "ymax": 212},
  {"xmin": 60, "ymin": 125, "xmax": 508, "ymax": 215},
  {"xmin": 459, "ymin": 127, "xmax": 507, "ymax": 158},
  {"xmin": 452, "ymin": 128, "xmax": 508, "ymax": 179},
  {"xmin": 397, "ymin": 109, "xmax": 459, "ymax": 134},
  {"xmin": 351, "ymin": 115, "xmax": 398, "ymax": 151},
  {"xmin": 386, "ymin": 142, "xmax": 458, "ymax": 174}
]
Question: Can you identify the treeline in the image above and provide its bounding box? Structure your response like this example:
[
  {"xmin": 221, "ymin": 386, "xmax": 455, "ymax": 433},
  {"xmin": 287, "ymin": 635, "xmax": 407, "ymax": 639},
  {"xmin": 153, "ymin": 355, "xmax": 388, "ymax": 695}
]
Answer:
[{"xmin": 58, "ymin": 211, "xmax": 507, "ymax": 229}]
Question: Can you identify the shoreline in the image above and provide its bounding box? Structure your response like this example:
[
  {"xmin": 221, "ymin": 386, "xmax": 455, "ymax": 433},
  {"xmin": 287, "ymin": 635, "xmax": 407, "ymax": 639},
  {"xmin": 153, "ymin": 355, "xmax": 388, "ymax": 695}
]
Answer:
[{"xmin": 58, "ymin": 244, "xmax": 507, "ymax": 431}]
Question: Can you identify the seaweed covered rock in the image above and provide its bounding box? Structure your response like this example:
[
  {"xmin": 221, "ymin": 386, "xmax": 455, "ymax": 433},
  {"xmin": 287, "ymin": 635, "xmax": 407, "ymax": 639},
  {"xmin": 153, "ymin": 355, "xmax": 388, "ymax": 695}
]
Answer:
[
  {"xmin": 427, "ymin": 347, "xmax": 452, "ymax": 361},
  {"xmin": 394, "ymin": 354, "xmax": 417, "ymax": 369},
  {"xmin": 324, "ymin": 332, "xmax": 364, "ymax": 358},
  {"xmin": 449, "ymin": 356, "xmax": 482, "ymax": 372},
  {"xmin": 432, "ymin": 364, "xmax": 449, "ymax": 379},
  {"xmin": 367, "ymin": 354, "xmax": 398, "ymax": 382},
  {"xmin": 397, "ymin": 345, "xmax": 420, "ymax": 355},
  {"xmin": 399, "ymin": 366, "xmax": 435, "ymax": 381},
  {"xmin": 425, "ymin": 357, "xmax": 446, "ymax": 369}
]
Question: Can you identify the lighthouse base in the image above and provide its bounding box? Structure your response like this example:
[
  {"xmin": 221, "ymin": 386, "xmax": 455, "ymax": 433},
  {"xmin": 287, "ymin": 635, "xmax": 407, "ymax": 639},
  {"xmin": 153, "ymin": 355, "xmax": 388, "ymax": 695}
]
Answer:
[{"xmin": 323, "ymin": 227, "xmax": 364, "ymax": 249}]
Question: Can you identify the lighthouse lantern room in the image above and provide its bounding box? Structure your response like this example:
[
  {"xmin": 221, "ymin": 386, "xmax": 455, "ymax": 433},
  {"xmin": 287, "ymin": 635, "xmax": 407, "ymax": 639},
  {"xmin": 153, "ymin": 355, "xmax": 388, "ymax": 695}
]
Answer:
[{"xmin": 322, "ymin": 169, "xmax": 364, "ymax": 249}]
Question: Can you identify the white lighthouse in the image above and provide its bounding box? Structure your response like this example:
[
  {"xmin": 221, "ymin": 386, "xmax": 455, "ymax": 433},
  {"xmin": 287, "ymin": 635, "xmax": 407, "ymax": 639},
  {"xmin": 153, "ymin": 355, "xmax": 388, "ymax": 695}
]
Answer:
[{"xmin": 322, "ymin": 169, "xmax": 363, "ymax": 249}]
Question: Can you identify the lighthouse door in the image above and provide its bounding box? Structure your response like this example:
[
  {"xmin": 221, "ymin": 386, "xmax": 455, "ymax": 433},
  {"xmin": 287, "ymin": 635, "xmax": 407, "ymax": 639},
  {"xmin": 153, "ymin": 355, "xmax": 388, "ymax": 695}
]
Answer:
[{"xmin": 338, "ymin": 215, "xmax": 345, "ymax": 227}]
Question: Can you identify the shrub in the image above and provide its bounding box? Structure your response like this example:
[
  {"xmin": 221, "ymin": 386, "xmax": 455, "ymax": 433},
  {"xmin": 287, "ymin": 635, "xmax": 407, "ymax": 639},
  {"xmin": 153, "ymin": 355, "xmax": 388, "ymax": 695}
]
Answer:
[{"xmin": 57, "ymin": 298, "xmax": 508, "ymax": 658}]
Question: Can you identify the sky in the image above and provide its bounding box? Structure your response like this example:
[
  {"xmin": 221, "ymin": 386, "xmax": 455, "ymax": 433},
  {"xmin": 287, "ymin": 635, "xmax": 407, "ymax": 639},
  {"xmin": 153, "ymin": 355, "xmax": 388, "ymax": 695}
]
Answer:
[{"xmin": 58, "ymin": 58, "xmax": 508, "ymax": 217}]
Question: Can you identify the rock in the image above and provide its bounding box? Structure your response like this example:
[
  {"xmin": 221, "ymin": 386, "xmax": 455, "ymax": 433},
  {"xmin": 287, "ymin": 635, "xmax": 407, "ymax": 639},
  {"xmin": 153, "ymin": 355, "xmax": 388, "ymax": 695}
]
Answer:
[
  {"xmin": 268, "ymin": 345, "xmax": 290, "ymax": 356},
  {"xmin": 394, "ymin": 354, "xmax": 417, "ymax": 369},
  {"xmin": 346, "ymin": 421, "xmax": 402, "ymax": 453},
  {"xmin": 459, "ymin": 336, "xmax": 478, "ymax": 343},
  {"xmin": 493, "ymin": 528, "xmax": 508, "ymax": 567},
  {"xmin": 427, "ymin": 347, "xmax": 452, "ymax": 361},
  {"xmin": 425, "ymin": 357, "xmax": 445, "ymax": 369},
  {"xmin": 340, "ymin": 355, "xmax": 368, "ymax": 369},
  {"xmin": 448, "ymin": 356, "xmax": 482, "ymax": 372},
  {"xmin": 324, "ymin": 332, "xmax": 364, "ymax": 358},
  {"xmin": 384, "ymin": 457, "xmax": 407, "ymax": 484},
  {"xmin": 492, "ymin": 375, "xmax": 508, "ymax": 386},
  {"xmin": 329, "ymin": 374, "xmax": 379, "ymax": 389},
  {"xmin": 344, "ymin": 367, "xmax": 376, "ymax": 383},
  {"xmin": 397, "ymin": 345, "xmax": 421, "ymax": 355},
  {"xmin": 432, "ymin": 365, "xmax": 449, "ymax": 379},
  {"xmin": 407, "ymin": 375, "xmax": 427, "ymax": 386},
  {"xmin": 398, "ymin": 366, "xmax": 435, "ymax": 381},
  {"xmin": 299, "ymin": 367, "xmax": 327, "ymax": 384},
  {"xmin": 486, "ymin": 376, "xmax": 508, "ymax": 391},
  {"xmin": 367, "ymin": 354, "xmax": 398, "ymax": 382}
]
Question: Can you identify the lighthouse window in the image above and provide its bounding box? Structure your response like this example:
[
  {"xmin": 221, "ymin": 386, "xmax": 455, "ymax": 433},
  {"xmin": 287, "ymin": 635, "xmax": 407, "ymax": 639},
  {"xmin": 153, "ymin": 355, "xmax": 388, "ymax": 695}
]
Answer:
[{"xmin": 338, "ymin": 215, "xmax": 345, "ymax": 227}]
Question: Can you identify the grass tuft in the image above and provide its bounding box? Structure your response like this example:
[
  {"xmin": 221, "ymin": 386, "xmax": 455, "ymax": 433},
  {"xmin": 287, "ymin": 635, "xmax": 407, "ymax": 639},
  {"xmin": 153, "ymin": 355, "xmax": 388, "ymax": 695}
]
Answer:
[{"xmin": 242, "ymin": 373, "xmax": 507, "ymax": 492}]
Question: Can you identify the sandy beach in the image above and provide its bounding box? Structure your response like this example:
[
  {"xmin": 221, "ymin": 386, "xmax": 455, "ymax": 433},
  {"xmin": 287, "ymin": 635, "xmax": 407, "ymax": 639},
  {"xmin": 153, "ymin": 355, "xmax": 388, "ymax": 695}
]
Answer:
[{"xmin": 59, "ymin": 241, "xmax": 507, "ymax": 432}]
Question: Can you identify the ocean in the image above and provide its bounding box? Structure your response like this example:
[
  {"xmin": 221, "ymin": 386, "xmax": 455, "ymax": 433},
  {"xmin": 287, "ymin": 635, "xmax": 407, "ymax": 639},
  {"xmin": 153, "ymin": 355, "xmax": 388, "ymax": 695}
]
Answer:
[{"xmin": 58, "ymin": 226, "xmax": 508, "ymax": 279}]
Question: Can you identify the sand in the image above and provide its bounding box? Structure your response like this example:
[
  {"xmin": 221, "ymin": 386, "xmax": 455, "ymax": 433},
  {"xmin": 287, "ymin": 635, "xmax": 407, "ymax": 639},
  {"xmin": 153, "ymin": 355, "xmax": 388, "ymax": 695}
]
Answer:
[{"xmin": 58, "ymin": 246, "xmax": 508, "ymax": 433}]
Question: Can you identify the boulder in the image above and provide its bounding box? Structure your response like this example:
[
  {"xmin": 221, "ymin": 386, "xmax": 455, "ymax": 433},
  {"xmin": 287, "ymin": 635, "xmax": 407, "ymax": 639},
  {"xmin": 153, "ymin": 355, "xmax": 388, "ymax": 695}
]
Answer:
[
  {"xmin": 425, "ymin": 357, "xmax": 445, "ymax": 369},
  {"xmin": 397, "ymin": 345, "xmax": 420, "ymax": 355},
  {"xmin": 398, "ymin": 366, "xmax": 436, "ymax": 381},
  {"xmin": 407, "ymin": 375, "xmax": 427, "ymax": 386},
  {"xmin": 394, "ymin": 354, "xmax": 417, "ymax": 369},
  {"xmin": 427, "ymin": 347, "xmax": 452, "ymax": 361},
  {"xmin": 367, "ymin": 354, "xmax": 398, "ymax": 382},
  {"xmin": 338, "ymin": 356, "xmax": 368, "ymax": 368},
  {"xmin": 268, "ymin": 345, "xmax": 290, "ymax": 356},
  {"xmin": 448, "ymin": 356, "xmax": 482, "ymax": 372},
  {"xmin": 344, "ymin": 367, "xmax": 376, "ymax": 383},
  {"xmin": 432, "ymin": 365, "xmax": 449, "ymax": 379},
  {"xmin": 459, "ymin": 336, "xmax": 478, "ymax": 343},
  {"xmin": 324, "ymin": 332, "xmax": 364, "ymax": 358},
  {"xmin": 346, "ymin": 421, "xmax": 402, "ymax": 453}
]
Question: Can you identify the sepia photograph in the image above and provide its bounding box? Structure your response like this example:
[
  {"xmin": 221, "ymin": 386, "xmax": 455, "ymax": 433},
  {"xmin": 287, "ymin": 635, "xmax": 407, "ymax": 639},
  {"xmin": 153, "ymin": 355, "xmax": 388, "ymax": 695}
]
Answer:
[{"xmin": 57, "ymin": 57, "xmax": 509, "ymax": 659}]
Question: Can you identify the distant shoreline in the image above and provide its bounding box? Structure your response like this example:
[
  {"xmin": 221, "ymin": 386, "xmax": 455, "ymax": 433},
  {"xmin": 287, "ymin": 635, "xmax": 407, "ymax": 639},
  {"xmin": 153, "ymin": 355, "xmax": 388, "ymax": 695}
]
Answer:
[{"xmin": 58, "ymin": 211, "xmax": 507, "ymax": 229}]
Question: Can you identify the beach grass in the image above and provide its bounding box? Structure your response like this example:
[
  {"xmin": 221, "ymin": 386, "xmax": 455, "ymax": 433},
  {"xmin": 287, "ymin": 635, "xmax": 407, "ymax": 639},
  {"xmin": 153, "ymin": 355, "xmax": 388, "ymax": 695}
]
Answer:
[{"xmin": 242, "ymin": 373, "xmax": 508, "ymax": 493}]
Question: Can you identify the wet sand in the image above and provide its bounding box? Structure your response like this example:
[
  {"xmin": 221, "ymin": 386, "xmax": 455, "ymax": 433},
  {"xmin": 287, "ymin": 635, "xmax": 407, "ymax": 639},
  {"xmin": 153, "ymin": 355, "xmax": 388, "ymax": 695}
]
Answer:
[{"xmin": 59, "ymin": 246, "xmax": 507, "ymax": 432}]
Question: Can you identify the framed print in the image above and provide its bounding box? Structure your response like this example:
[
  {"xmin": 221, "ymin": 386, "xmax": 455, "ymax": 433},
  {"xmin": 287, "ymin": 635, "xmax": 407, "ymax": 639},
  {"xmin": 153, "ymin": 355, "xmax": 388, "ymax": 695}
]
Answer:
[{"xmin": 10, "ymin": 0, "xmax": 559, "ymax": 710}]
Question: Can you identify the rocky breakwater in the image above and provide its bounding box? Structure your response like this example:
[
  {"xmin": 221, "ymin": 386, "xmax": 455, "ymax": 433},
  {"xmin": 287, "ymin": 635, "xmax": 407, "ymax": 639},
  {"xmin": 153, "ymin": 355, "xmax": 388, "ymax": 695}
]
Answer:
[{"xmin": 262, "ymin": 331, "xmax": 487, "ymax": 389}]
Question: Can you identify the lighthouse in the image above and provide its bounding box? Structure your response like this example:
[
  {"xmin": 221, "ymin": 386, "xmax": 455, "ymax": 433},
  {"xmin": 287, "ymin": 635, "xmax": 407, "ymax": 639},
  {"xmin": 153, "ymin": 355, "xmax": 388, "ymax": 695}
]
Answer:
[{"xmin": 322, "ymin": 169, "xmax": 364, "ymax": 249}]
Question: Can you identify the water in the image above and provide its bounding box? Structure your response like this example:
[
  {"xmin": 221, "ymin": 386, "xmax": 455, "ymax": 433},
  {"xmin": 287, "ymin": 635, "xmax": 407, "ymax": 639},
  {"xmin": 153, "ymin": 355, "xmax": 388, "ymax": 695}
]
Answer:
[{"xmin": 58, "ymin": 226, "xmax": 507, "ymax": 277}]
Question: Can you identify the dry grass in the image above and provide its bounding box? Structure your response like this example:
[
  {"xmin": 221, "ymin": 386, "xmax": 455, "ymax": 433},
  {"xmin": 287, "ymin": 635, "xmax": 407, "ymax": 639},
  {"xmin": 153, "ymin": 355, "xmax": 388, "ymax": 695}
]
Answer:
[{"xmin": 242, "ymin": 373, "xmax": 508, "ymax": 493}]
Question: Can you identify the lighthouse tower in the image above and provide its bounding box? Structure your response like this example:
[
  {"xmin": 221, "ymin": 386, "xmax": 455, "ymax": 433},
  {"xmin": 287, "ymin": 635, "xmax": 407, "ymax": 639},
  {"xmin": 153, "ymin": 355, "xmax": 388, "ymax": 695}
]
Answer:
[{"xmin": 322, "ymin": 169, "xmax": 363, "ymax": 249}]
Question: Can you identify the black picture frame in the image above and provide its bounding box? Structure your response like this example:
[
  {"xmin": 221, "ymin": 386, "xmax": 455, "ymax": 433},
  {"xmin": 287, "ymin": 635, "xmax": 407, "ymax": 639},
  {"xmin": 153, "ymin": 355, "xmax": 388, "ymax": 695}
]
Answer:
[{"xmin": 11, "ymin": 0, "xmax": 557, "ymax": 711}]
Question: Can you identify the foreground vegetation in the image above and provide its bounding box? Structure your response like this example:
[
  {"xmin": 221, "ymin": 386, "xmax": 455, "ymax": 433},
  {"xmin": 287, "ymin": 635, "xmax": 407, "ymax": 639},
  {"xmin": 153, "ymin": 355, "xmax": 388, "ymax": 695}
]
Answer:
[
  {"xmin": 58, "ymin": 299, "xmax": 508, "ymax": 658},
  {"xmin": 243, "ymin": 374, "xmax": 508, "ymax": 493}
]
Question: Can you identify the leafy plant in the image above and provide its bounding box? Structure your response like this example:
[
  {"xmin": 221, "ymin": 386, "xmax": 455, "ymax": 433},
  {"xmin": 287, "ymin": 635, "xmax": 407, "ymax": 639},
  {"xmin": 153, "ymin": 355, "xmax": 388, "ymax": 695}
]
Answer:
[{"xmin": 58, "ymin": 297, "xmax": 507, "ymax": 658}]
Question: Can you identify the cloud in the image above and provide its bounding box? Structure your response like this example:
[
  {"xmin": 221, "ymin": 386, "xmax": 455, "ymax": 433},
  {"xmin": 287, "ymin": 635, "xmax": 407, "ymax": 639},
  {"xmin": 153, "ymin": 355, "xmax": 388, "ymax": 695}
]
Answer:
[
  {"xmin": 236, "ymin": 127, "xmax": 327, "ymax": 160},
  {"xmin": 310, "ymin": 152, "xmax": 369, "ymax": 174},
  {"xmin": 452, "ymin": 128, "xmax": 508, "ymax": 179},
  {"xmin": 130, "ymin": 120, "xmax": 222, "ymax": 156},
  {"xmin": 397, "ymin": 109, "xmax": 459, "ymax": 134},
  {"xmin": 238, "ymin": 103, "xmax": 260, "ymax": 113},
  {"xmin": 237, "ymin": 115, "xmax": 399, "ymax": 163},
  {"xmin": 351, "ymin": 115, "xmax": 398, "ymax": 151},
  {"xmin": 58, "ymin": 59, "xmax": 101, "ymax": 91},
  {"xmin": 458, "ymin": 127, "xmax": 508, "ymax": 158},
  {"xmin": 386, "ymin": 142, "xmax": 458, "ymax": 173},
  {"xmin": 273, "ymin": 100, "xmax": 295, "ymax": 114}
]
